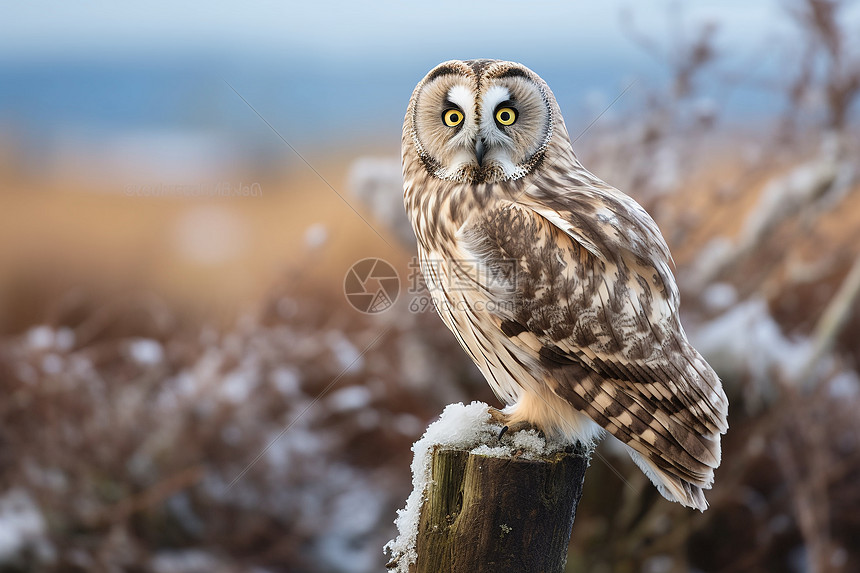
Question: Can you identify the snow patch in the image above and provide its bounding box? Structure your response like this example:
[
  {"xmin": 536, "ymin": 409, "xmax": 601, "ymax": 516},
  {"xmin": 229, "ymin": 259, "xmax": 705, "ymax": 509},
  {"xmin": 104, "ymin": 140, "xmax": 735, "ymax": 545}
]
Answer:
[
  {"xmin": 327, "ymin": 386, "xmax": 372, "ymax": 412},
  {"xmin": 150, "ymin": 549, "xmax": 222, "ymax": 573},
  {"xmin": 26, "ymin": 326, "xmax": 55, "ymax": 350},
  {"xmin": 0, "ymin": 489, "xmax": 51, "ymax": 562},
  {"xmin": 219, "ymin": 366, "xmax": 259, "ymax": 404},
  {"xmin": 701, "ymin": 282, "xmax": 738, "ymax": 313},
  {"xmin": 317, "ymin": 484, "xmax": 385, "ymax": 572},
  {"xmin": 41, "ymin": 354, "xmax": 63, "ymax": 375},
  {"xmin": 828, "ymin": 371, "xmax": 860, "ymax": 399},
  {"xmin": 393, "ymin": 413, "xmax": 423, "ymax": 437},
  {"xmin": 690, "ymin": 298, "xmax": 811, "ymax": 386},
  {"xmin": 326, "ymin": 332, "xmax": 363, "ymax": 373},
  {"xmin": 271, "ymin": 367, "xmax": 301, "ymax": 397},
  {"xmin": 26, "ymin": 326, "xmax": 75, "ymax": 352},
  {"xmin": 128, "ymin": 338, "xmax": 164, "ymax": 365}
]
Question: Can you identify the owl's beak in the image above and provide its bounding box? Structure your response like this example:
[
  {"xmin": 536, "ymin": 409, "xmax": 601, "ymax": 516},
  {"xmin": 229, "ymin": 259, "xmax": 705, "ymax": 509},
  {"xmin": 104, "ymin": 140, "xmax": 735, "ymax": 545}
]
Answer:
[{"xmin": 475, "ymin": 138, "xmax": 486, "ymax": 167}]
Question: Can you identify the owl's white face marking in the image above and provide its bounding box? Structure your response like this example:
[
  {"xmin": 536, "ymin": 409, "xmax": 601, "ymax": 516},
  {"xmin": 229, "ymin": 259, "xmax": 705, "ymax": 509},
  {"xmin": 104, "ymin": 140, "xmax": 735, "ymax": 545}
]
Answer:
[
  {"xmin": 447, "ymin": 84, "xmax": 473, "ymax": 114},
  {"xmin": 439, "ymin": 83, "xmax": 479, "ymax": 179},
  {"xmin": 479, "ymin": 85, "xmax": 512, "ymax": 144},
  {"xmin": 406, "ymin": 59, "xmax": 554, "ymax": 184},
  {"xmin": 479, "ymin": 85, "xmax": 520, "ymax": 178}
]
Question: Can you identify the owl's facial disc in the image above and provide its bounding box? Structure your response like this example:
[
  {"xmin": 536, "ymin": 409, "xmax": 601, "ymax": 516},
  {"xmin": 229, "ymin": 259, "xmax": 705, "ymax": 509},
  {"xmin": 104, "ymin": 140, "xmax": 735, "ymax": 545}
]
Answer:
[{"xmin": 410, "ymin": 61, "xmax": 553, "ymax": 184}]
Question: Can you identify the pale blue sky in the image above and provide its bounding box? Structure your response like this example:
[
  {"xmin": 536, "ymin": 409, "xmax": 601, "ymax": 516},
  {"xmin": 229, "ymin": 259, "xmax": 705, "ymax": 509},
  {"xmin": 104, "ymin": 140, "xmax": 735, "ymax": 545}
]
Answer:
[{"xmin": 2, "ymin": 0, "xmax": 789, "ymax": 63}]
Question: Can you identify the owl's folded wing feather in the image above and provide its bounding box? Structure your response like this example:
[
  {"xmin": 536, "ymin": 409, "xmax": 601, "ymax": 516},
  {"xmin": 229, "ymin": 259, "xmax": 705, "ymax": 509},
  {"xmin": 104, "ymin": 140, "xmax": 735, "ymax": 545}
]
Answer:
[{"xmin": 460, "ymin": 196, "xmax": 728, "ymax": 494}]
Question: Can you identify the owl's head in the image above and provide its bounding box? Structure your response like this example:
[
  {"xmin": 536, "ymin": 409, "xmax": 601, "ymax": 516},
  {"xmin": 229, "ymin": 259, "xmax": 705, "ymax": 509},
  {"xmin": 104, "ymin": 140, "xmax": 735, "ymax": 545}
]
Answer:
[{"xmin": 404, "ymin": 59, "xmax": 561, "ymax": 184}]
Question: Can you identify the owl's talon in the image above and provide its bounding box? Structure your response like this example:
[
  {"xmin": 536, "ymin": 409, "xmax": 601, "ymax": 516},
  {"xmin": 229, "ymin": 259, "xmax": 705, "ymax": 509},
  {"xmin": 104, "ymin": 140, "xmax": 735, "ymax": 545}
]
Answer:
[
  {"xmin": 488, "ymin": 407, "xmax": 509, "ymax": 424},
  {"xmin": 488, "ymin": 408, "xmax": 541, "ymax": 437},
  {"xmin": 505, "ymin": 421, "xmax": 539, "ymax": 435}
]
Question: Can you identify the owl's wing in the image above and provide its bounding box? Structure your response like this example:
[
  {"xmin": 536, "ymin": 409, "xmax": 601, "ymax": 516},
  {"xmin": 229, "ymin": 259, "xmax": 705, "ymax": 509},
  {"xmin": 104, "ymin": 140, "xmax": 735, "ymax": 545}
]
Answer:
[{"xmin": 460, "ymin": 193, "xmax": 728, "ymax": 503}]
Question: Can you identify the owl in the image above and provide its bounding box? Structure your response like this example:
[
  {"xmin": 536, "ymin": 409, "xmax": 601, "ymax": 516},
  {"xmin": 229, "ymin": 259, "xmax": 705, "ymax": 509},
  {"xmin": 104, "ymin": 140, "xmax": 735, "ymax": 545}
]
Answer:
[{"xmin": 402, "ymin": 59, "xmax": 728, "ymax": 510}]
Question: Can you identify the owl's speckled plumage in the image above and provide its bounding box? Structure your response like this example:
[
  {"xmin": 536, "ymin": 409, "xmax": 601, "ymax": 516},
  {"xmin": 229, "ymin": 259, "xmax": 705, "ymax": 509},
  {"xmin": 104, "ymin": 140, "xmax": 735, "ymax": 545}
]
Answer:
[{"xmin": 402, "ymin": 59, "xmax": 729, "ymax": 510}]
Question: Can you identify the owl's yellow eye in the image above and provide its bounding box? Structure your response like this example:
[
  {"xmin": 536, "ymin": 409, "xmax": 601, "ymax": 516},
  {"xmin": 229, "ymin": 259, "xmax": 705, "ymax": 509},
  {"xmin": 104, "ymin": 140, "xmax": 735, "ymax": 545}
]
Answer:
[
  {"xmin": 495, "ymin": 107, "xmax": 517, "ymax": 126},
  {"xmin": 443, "ymin": 109, "xmax": 464, "ymax": 127}
]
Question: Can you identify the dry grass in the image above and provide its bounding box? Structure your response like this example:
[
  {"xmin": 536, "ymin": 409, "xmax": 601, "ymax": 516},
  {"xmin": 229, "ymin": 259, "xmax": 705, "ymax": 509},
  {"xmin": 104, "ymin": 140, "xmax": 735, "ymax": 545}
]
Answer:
[{"xmin": 0, "ymin": 153, "xmax": 410, "ymax": 334}]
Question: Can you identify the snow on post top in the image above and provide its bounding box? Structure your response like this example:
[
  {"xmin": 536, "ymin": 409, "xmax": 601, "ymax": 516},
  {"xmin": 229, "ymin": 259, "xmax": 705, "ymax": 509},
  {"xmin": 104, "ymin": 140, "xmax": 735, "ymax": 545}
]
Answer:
[{"xmin": 383, "ymin": 401, "xmax": 572, "ymax": 571}]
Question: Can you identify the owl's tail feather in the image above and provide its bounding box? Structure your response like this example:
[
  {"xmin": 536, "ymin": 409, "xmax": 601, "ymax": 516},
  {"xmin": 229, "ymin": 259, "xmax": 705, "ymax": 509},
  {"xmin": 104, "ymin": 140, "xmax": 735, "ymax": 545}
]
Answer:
[{"xmin": 625, "ymin": 445, "xmax": 710, "ymax": 511}]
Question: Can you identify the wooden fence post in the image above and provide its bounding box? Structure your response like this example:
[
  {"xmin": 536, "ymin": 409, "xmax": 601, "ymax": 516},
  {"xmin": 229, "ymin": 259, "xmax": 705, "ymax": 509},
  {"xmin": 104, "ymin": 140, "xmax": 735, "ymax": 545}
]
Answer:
[{"xmin": 410, "ymin": 445, "xmax": 588, "ymax": 573}]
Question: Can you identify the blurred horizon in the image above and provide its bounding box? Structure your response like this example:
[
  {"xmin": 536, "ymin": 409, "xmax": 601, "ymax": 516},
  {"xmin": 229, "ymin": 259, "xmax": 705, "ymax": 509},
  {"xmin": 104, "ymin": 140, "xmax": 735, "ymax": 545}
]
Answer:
[
  {"xmin": 3, "ymin": 0, "xmax": 841, "ymax": 152},
  {"xmin": 5, "ymin": 0, "xmax": 855, "ymax": 202}
]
